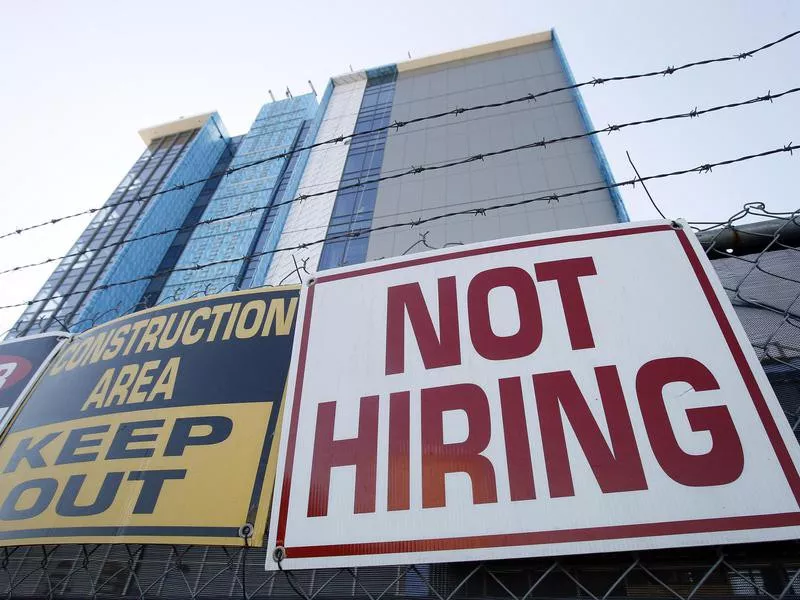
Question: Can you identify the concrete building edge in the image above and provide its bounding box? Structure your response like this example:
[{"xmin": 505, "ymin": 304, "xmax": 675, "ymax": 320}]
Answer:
[
  {"xmin": 395, "ymin": 31, "xmax": 552, "ymax": 73},
  {"xmin": 551, "ymin": 29, "xmax": 630, "ymax": 223}
]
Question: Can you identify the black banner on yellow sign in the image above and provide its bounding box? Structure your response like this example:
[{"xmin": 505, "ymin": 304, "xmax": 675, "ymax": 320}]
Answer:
[{"xmin": 0, "ymin": 286, "xmax": 299, "ymax": 547}]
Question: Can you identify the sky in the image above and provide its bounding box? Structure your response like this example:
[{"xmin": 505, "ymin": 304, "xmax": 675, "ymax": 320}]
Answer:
[{"xmin": 0, "ymin": 0, "xmax": 798, "ymax": 335}]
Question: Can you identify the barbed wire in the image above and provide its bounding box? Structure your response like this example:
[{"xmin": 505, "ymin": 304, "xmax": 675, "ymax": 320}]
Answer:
[
  {"xmin": 0, "ymin": 205, "xmax": 798, "ymax": 599},
  {"xmin": 1, "ymin": 29, "xmax": 798, "ymax": 244},
  {"xmin": 267, "ymin": 177, "xmax": 611, "ymax": 241},
  {"xmin": 6, "ymin": 238, "xmax": 452, "ymax": 336},
  {"xmin": 175, "ymin": 182, "xmax": 800, "ymax": 243},
  {"xmin": 625, "ymin": 150, "xmax": 666, "ymax": 219},
  {"xmin": 277, "ymin": 256, "xmax": 310, "ymax": 286},
  {"xmin": 0, "ymin": 140, "xmax": 796, "ymax": 313},
  {"xmin": 2, "ymin": 84, "xmax": 798, "ymax": 281},
  {"xmin": 400, "ymin": 231, "xmax": 464, "ymax": 256}
]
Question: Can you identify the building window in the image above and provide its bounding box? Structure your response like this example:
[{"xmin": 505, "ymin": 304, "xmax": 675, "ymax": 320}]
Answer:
[
  {"xmin": 138, "ymin": 136, "xmax": 243, "ymax": 308},
  {"xmin": 318, "ymin": 72, "xmax": 396, "ymax": 270},
  {"xmin": 10, "ymin": 130, "xmax": 199, "ymax": 337},
  {"xmin": 238, "ymin": 119, "xmax": 312, "ymax": 289}
]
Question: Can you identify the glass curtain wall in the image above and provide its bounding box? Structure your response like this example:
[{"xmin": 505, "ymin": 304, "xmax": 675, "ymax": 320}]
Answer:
[
  {"xmin": 138, "ymin": 136, "xmax": 244, "ymax": 308},
  {"xmin": 318, "ymin": 73, "xmax": 396, "ymax": 269},
  {"xmin": 11, "ymin": 130, "xmax": 198, "ymax": 336},
  {"xmin": 238, "ymin": 120, "xmax": 312, "ymax": 289}
]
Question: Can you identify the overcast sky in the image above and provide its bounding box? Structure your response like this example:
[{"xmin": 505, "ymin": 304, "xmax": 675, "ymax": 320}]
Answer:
[{"xmin": 0, "ymin": 0, "xmax": 798, "ymax": 335}]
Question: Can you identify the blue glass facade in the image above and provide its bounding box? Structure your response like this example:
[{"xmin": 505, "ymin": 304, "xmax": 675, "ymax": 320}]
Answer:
[
  {"xmin": 10, "ymin": 116, "xmax": 227, "ymax": 336},
  {"xmin": 139, "ymin": 135, "xmax": 244, "ymax": 307},
  {"xmin": 158, "ymin": 94, "xmax": 318, "ymax": 300},
  {"xmin": 238, "ymin": 121, "xmax": 312, "ymax": 288},
  {"xmin": 75, "ymin": 115, "xmax": 230, "ymax": 328},
  {"xmin": 318, "ymin": 70, "xmax": 396, "ymax": 270},
  {"xmin": 256, "ymin": 82, "xmax": 334, "ymax": 284},
  {"xmin": 10, "ymin": 30, "xmax": 628, "ymax": 337},
  {"xmin": 552, "ymin": 30, "xmax": 629, "ymax": 223}
]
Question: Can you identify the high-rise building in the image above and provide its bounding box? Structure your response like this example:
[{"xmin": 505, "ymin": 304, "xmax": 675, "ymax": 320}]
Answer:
[
  {"xmin": 3, "ymin": 28, "xmax": 800, "ymax": 600},
  {"xmin": 267, "ymin": 30, "xmax": 625, "ymax": 287},
  {"xmin": 9, "ymin": 113, "xmax": 231, "ymax": 337},
  {"xmin": 10, "ymin": 29, "xmax": 624, "ymax": 338},
  {"xmin": 157, "ymin": 95, "xmax": 319, "ymax": 301}
]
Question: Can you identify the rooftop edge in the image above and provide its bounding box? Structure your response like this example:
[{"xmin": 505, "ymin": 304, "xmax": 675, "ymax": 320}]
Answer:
[{"xmin": 138, "ymin": 112, "xmax": 216, "ymax": 146}]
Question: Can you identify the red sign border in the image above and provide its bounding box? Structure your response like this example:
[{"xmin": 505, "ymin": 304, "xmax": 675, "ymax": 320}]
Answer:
[{"xmin": 275, "ymin": 224, "xmax": 800, "ymax": 559}]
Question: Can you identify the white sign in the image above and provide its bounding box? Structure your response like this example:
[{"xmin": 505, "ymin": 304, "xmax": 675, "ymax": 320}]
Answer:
[{"xmin": 267, "ymin": 221, "xmax": 800, "ymax": 570}]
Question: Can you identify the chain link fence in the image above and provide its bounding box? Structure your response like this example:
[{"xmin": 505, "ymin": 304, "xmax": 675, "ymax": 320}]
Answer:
[{"xmin": 1, "ymin": 204, "xmax": 799, "ymax": 599}]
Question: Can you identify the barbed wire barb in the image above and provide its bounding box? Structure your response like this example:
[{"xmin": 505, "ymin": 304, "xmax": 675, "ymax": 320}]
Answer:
[
  {"xmin": 1, "ymin": 142, "xmax": 797, "ymax": 314},
  {"xmin": 0, "ymin": 29, "xmax": 798, "ymax": 242},
  {"xmin": 3, "ymin": 85, "xmax": 800, "ymax": 281}
]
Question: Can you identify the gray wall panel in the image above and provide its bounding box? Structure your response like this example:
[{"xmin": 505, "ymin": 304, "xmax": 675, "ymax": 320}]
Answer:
[{"xmin": 366, "ymin": 41, "xmax": 620, "ymax": 260}]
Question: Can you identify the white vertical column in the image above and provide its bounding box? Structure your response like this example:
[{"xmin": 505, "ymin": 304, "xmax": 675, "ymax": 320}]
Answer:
[{"xmin": 266, "ymin": 74, "xmax": 368, "ymax": 285}]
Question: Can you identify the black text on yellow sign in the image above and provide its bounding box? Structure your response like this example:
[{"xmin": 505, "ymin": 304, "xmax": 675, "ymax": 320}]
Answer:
[{"xmin": 0, "ymin": 287, "xmax": 299, "ymax": 546}]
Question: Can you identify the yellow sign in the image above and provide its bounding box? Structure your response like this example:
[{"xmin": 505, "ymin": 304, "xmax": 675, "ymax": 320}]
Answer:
[{"xmin": 0, "ymin": 287, "xmax": 299, "ymax": 546}]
